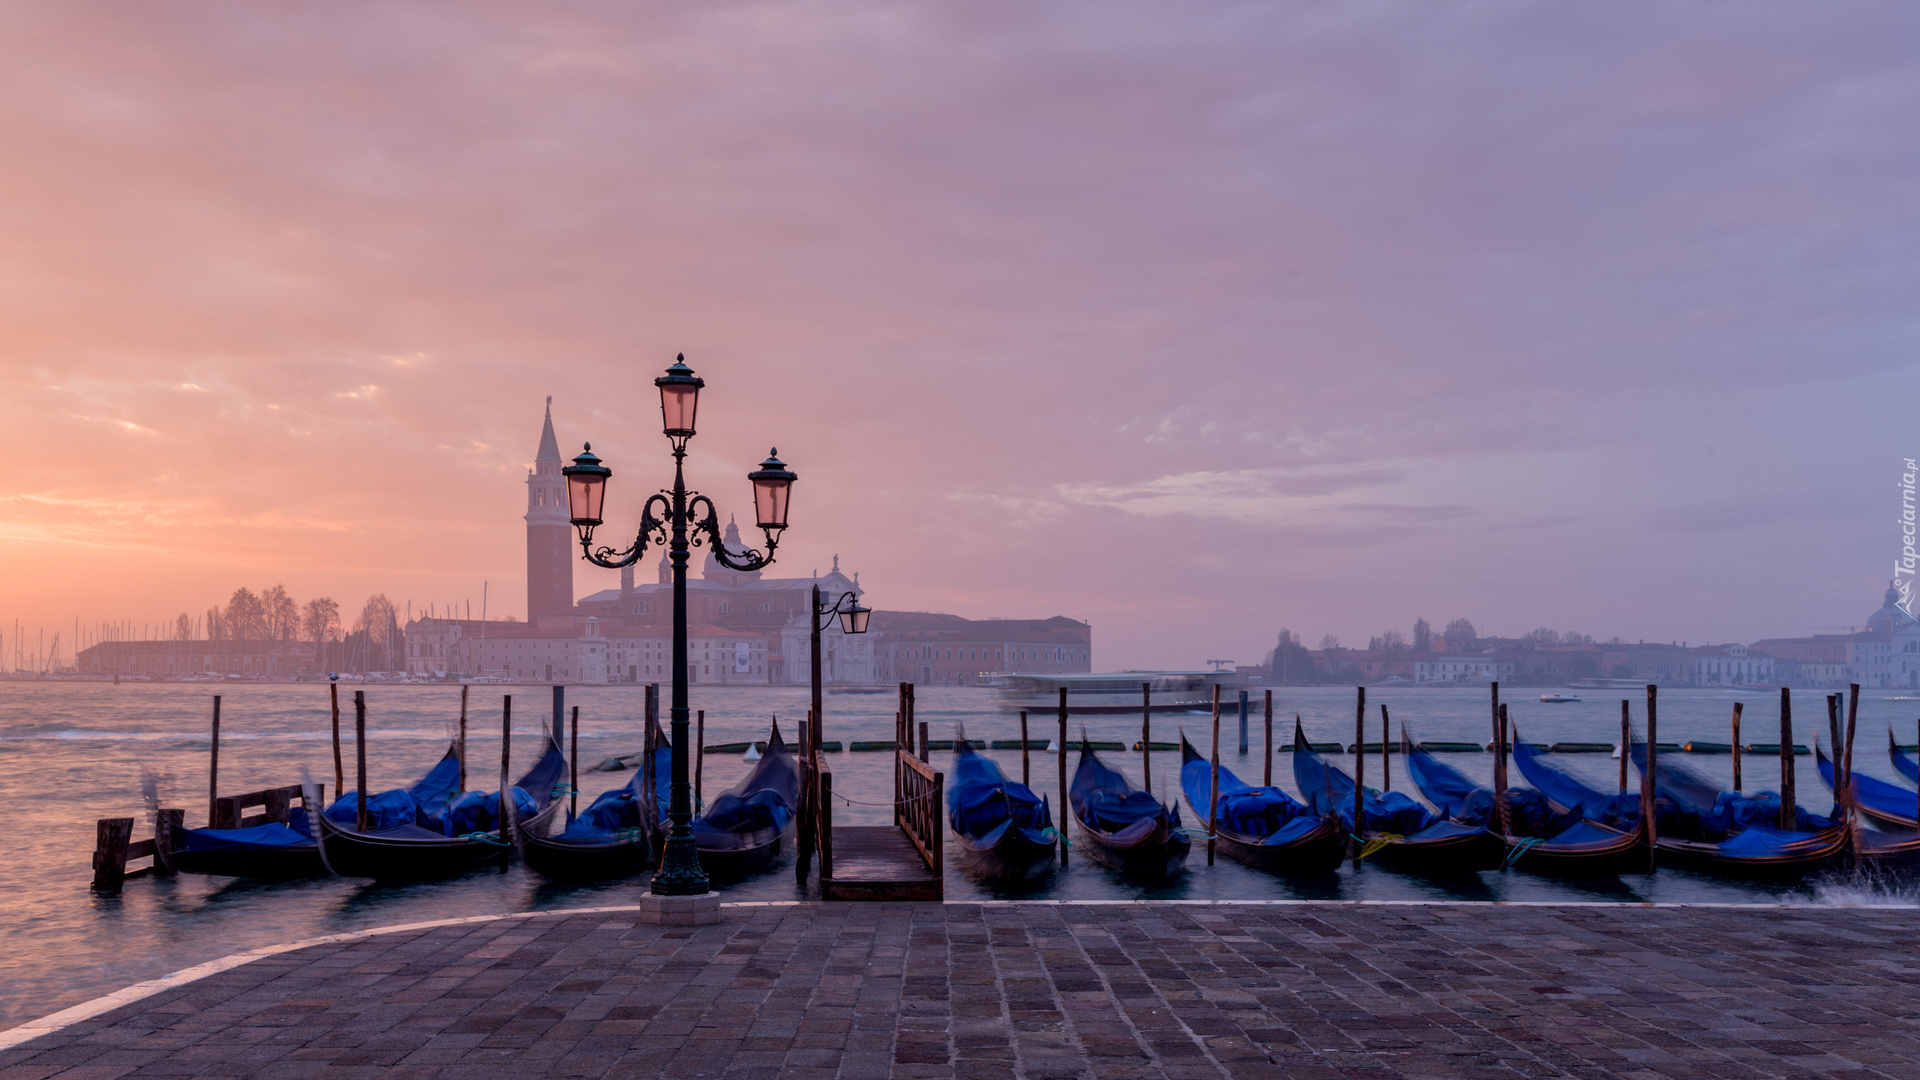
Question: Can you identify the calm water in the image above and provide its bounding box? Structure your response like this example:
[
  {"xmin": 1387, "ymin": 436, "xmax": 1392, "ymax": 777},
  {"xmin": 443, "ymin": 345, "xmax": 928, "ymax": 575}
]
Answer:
[{"xmin": 2, "ymin": 679, "xmax": 1916, "ymax": 1027}]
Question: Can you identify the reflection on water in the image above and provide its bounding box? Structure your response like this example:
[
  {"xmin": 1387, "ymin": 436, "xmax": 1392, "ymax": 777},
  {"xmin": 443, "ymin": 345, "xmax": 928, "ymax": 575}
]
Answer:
[{"xmin": 2, "ymin": 680, "xmax": 1916, "ymax": 1027}]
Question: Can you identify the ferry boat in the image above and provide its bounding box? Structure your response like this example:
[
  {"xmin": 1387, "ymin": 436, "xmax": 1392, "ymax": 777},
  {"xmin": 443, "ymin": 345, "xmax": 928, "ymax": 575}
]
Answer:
[
  {"xmin": 989, "ymin": 671, "xmax": 1245, "ymax": 715},
  {"xmin": 1539, "ymin": 692, "xmax": 1581, "ymax": 704}
]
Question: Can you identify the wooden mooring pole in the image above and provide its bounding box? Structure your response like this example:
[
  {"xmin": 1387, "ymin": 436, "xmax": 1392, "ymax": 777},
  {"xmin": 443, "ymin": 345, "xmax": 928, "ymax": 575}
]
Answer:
[
  {"xmin": 1140, "ymin": 682, "xmax": 1151, "ymax": 796},
  {"xmin": 330, "ymin": 682, "xmax": 344, "ymax": 807},
  {"xmin": 695, "ymin": 710, "xmax": 705, "ymax": 808},
  {"xmin": 1778, "ymin": 688, "xmax": 1795, "ymax": 829},
  {"xmin": 499, "ymin": 695, "xmax": 513, "ymax": 862},
  {"xmin": 1619, "ymin": 700, "xmax": 1629, "ymax": 793},
  {"xmin": 208, "ymin": 695, "xmax": 222, "ymax": 828},
  {"xmin": 1208, "ymin": 684, "xmax": 1221, "ymax": 866},
  {"xmin": 1057, "ymin": 688, "xmax": 1068, "ymax": 867},
  {"xmin": 1644, "ymin": 684, "xmax": 1658, "ymax": 873},
  {"xmin": 1263, "ymin": 690, "xmax": 1273, "ymax": 787},
  {"xmin": 1020, "ymin": 710, "xmax": 1030, "ymax": 787},
  {"xmin": 1379, "ymin": 703, "xmax": 1391, "ymax": 793},
  {"xmin": 1352, "ymin": 686, "xmax": 1365, "ymax": 854},
  {"xmin": 569, "ymin": 705, "xmax": 579, "ymax": 823},
  {"xmin": 354, "ymin": 690, "xmax": 368, "ymax": 833},
  {"xmin": 1730, "ymin": 702, "xmax": 1743, "ymax": 792},
  {"xmin": 457, "ymin": 684, "xmax": 468, "ymax": 792}
]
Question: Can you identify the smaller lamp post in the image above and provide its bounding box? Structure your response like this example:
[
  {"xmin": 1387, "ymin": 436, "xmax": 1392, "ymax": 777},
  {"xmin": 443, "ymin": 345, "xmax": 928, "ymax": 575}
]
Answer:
[{"xmin": 811, "ymin": 585, "xmax": 870, "ymax": 754}]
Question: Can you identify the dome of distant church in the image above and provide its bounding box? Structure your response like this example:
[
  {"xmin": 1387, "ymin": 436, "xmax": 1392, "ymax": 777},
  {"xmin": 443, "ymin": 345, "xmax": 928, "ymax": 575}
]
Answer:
[{"xmin": 1865, "ymin": 581, "xmax": 1916, "ymax": 632}]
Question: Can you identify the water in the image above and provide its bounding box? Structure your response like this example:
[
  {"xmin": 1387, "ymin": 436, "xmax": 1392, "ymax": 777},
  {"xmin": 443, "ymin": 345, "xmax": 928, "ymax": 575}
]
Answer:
[{"xmin": 1, "ymin": 679, "xmax": 1915, "ymax": 1027}]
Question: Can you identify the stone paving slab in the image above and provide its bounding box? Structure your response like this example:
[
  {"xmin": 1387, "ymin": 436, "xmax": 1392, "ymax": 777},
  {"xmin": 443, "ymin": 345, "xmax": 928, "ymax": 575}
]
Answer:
[{"xmin": 3, "ymin": 902, "xmax": 1919, "ymax": 1079}]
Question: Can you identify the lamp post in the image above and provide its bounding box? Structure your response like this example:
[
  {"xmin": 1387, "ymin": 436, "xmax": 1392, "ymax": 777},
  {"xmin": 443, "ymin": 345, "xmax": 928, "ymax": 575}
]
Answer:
[
  {"xmin": 561, "ymin": 355, "xmax": 795, "ymax": 896},
  {"xmin": 811, "ymin": 585, "xmax": 872, "ymax": 750}
]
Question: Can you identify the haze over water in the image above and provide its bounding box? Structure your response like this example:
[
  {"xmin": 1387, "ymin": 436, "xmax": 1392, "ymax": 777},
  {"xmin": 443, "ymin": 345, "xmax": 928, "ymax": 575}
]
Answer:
[{"xmin": 4, "ymin": 679, "xmax": 1915, "ymax": 1028}]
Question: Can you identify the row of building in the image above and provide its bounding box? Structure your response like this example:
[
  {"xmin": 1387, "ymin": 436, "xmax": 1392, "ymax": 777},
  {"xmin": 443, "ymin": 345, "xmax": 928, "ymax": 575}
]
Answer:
[{"xmin": 1291, "ymin": 586, "xmax": 1920, "ymax": 690}]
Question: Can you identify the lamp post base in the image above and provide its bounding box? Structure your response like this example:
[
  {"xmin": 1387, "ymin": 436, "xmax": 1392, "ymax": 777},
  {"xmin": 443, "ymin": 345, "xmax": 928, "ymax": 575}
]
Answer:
[{"xmin": 637, "ymin": 891, "xmax": 721, "ymax": 926}]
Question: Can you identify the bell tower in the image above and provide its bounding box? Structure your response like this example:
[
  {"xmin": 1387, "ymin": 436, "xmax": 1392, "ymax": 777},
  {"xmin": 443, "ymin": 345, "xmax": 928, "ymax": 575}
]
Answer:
[{"xmin": 525, "ymin": 397, "xmax": 574, "ymax": 619}]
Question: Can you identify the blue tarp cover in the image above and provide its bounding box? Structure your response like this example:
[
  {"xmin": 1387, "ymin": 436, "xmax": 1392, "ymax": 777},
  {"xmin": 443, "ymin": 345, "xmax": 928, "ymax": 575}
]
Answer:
[
  {"xmin": 1071, "ymin": 743, "xmax": 1180, "ymax": 837},
  {"xmin": 1291, "ymin": 734, "xmax": 1438, "ymax": 836},
  {"xmin": 949, "ymin": 748, "xmax": 1053, "ymax": 846},
  {"xmin": 174, "ymin": 821, "xmax": 313, "ymax": 852},
  {"xmin": 1819, "ymin": 742, "xmax": 1917, "ymax": 823},
  {"xmin": 556, "ymin": 777, "xmax": 644, "ymax": 840},
  {"xmin": 1179, "ymin": 752, "xmax": 1321, "ymax": 845}
]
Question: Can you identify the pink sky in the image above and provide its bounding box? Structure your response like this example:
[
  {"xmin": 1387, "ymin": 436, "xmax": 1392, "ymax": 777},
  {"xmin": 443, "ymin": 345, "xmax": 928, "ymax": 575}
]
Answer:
[{"xmin": 2, "ymin": 3, "xmax": 1916, "ymax": 669}]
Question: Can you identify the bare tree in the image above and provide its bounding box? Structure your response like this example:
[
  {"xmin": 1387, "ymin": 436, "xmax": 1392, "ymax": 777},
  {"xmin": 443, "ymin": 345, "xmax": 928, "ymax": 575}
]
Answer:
[
  {"xmin": 1318, "ymin": 634, "xmax": 1341, "ymax": 651},
  {"xmin": 1379, "ymin": 629, "xmax": 1407, "ymax": 654},
  {"xmin": 1443, "ymin": 618, "xmax": 1477, "ymax": 648},
  {"xmin": 1412, "ymin": 617, "xmax": 1431, "ymax": 653},
  {"xmin": 356, "ymin": 595, "xmax": 399, "ymax": 672},
  {"xmin": 173, "ymin": 613, "xmax": 193, "ymax": 641},
  {"xmin": 205, "ymin": 605, "xmax": 226, "ymax": 641},
  {"xmin": 303, "ymin": 597, "xmax": 341, "ymax": 644},
  {"xmin": 262, "ymin": 585, "xmax": 299, "ymax": 641},
  {"xmin": 225, "ymin": 588, "xmax": 266, "ymax": 640}
]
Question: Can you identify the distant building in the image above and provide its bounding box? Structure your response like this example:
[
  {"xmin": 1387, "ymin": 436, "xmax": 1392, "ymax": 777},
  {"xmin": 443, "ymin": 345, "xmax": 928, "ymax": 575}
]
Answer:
[
  {"xmin": 1596, "ymin": 643, "xmax": 1693, "ymax": 685},
  {"xmin": 1412, "ymin": 657, "xmax": 1515, "ymax": 684},
  {"xmin": 1690, "ymin": 643, "xmax": 1775, "ymax": 687}
]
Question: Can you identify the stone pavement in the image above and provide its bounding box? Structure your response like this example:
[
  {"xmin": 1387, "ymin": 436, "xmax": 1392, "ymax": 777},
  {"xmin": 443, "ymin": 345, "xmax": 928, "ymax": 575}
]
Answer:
[{"xmin": 4, "ymin": 901, "xmax": 1920, "ymax": 1080}]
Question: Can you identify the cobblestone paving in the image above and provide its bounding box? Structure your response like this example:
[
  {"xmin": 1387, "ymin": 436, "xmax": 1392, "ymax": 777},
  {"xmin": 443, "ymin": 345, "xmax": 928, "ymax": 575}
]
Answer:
[{"xmin": 4, "ymin": 902, "xmax": 1920, "ymax": 1080}]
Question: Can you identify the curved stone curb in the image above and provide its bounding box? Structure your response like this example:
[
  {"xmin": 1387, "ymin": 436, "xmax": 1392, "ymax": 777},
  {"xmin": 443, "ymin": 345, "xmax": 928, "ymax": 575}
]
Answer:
[{"xmin": 3, "ymin": 896, "xmax": 1907, "ymax": 1051}]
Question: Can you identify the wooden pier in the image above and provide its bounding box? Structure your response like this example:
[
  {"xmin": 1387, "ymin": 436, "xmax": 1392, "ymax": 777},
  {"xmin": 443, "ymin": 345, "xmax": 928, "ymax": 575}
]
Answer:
[
  {"xmin": 799, "ymin": 683, "xmax": 942, "ymax": 900},
  {"xmin": 91, "ymin": 782, "xmax": 321, "ymax": 895}
]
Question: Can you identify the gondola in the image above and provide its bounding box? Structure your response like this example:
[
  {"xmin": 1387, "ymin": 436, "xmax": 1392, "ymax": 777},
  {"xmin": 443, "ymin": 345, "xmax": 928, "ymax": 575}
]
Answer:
[
  {"xmin": 1405, "ymin": 728, "xmax": 1643, "ymax": 877},
  {"xmin": 1292, "ymin": 720, "xmax": 1502, "ymax": 875},
  {"xmin": 1178, "ymin": 735, "xmax": 1344, "ymax": 876},
  {"xmin": 1892, "ymin": 729, "xmax": 1919, "ymax": 784},
  {"xmin": 523, "ymin": 767, "xmax": 652, "ymax": 881},
  {"xmin": 947, "ymin": 734, "xmax": 1057, "ymax": 881},
  {"xmin": 1816, "ymin": 741, "xmax": 1918, "ymax": 831},
  {"xmin": 318, "ymin": 736, "xmax": 568, "ymax": 880},
  {"xmin": 1624, "ymin": 735, "xmax": 1847, "ymax": 880},
  {"xmin": 166, "ymin": 743, "xmax": 462, "ymax": 880},
  {"xmin": 644, "ymin": 720, "xmax": 799, "ymax": 880},
  {"xmin": 1069, "ymin": 737, "xmax": 1190, "ymax": 878}
]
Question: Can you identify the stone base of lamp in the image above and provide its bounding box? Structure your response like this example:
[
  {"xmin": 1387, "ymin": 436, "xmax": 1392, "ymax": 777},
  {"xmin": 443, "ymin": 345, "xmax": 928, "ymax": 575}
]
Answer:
[{"xmin": 637, "ymin": 891, "xmax": 722, "ymax": 926}]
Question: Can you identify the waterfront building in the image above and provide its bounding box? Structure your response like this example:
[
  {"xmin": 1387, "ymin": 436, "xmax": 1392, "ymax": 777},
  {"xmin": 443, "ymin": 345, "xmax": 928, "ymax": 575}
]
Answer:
[
  {"xmin": 1412, "ymin": 657, "xmax": 1515, "ymax": 683},
  {"xmin": 1690, "ymin": 643, "xmax": 1775, "ymax": 687},
  {"xmin": 74, "ymin": 639, "xmax": 319, "ymax": 678}
]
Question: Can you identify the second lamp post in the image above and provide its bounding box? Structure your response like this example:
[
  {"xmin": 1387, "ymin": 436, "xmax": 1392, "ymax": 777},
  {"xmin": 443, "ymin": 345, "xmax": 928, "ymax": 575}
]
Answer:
[{"xmin": 560, "ymin": 355, "xmax": 795, "ymax": 897}]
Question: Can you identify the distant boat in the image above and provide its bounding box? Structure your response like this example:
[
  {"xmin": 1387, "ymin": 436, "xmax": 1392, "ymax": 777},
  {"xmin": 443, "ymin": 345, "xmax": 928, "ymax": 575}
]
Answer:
[{"xmin": 1539, "ymin": 693, "xmax": 1580, "ymax": 704}]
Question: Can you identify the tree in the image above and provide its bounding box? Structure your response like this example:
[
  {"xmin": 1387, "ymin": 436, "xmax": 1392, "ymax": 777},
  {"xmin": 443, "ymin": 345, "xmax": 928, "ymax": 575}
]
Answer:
[
  {"xmin": 1443, "ymin": 619, "xmax": 1476, "ymax": 648},
  {"xmin": 205, "ymin": 605, "xmax": 226, "ymax": 641},
  {"xmin": 173, "ymin": 613, "xmax": 193, "ymax": 641},
  {"xmin": 1522, "ymin": 628, "xmax": 1561, "ymax": 645},
  {"xmin": 356, "ymin": 595, "xmax": 399, "ymax": 672},
  {"xmin": 261, "ymin": 585, "xmax": 299, "ymax": 640},
  {"xmin": 1318, "ymin": 634, "xmax": 1341, "ymax": 651},
  {"xmin": 303, "ymin": 597, "xmax": 340, "ymax": 644},
  {"xmin": 225, "ymin": 587, "xmax": 266, "ymax": 640},
  {"xmin": 1412, "ymin": 618, "xmax": 1431, "ymax": 653},
  {"xmin": 1268, "ymin": 629, "xmax": 1322, "ymax": 684},
  {"xmin": 1378, "ymin": 629, "xmax": 1406, "ymax": 654}
]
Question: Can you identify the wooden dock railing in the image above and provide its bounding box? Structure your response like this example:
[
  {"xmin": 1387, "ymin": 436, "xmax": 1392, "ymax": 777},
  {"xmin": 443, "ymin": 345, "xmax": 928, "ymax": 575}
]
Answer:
[
  {"xmin": 896, "ymin": 748, "xmax": 943, "ymax": 882},
  {"xmin": 92, "ymin": 783, "xmax": 323, "ymax": 895}
]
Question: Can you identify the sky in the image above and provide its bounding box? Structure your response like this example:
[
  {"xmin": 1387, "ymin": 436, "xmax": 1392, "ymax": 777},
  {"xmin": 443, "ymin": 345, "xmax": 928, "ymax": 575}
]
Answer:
[{"xmin": 1, "ymin": 2, "xmax": 1917, "ymax": 670}]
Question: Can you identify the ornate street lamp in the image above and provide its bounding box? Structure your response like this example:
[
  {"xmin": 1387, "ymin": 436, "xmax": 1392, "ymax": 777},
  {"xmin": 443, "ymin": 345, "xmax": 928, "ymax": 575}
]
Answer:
[
  {"xmin": 561, "ymin": 355, "xmax": 794, "ymax": 897},
  {"xmin": 810, "ymin": 585, "xmax": 871, "ymax": 752}
]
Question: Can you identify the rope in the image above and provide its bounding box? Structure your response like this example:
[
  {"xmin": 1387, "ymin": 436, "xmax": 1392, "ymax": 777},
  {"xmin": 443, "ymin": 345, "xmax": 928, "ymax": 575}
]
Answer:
[
  {"xmin": 615, "ymin": 827, "xmax": 650, "ymax": 845},
  {"xmin": 830, "ymin": 787, "xmax": 938, "ymax": 807},
  {"xmin": 457, "ymin": 831, "xmax": 514, "ymax": 848},
  {"xmin": 551, "ymin": 784, "xmax": 578, "ymax": 797},
  {"xmin": 1503, "ymin": 835, "xmax": 1546, "ymax": 869},
  {"xmin": 1352, "ymin": 832, "xmax": 1403, "ymax": 863}
]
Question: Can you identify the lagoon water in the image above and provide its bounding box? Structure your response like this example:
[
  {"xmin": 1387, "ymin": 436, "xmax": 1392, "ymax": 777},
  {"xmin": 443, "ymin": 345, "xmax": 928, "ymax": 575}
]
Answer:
[{"xmin": 2, "ymin": 679, "xmax": 1917, "ymax": 1027}]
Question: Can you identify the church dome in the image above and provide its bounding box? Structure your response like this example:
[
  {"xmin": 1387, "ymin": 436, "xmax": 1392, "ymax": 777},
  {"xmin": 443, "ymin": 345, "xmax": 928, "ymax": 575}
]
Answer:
[{"xmin": 1865, "ymin": 581, "xmax": 1915, "ymax": 633}]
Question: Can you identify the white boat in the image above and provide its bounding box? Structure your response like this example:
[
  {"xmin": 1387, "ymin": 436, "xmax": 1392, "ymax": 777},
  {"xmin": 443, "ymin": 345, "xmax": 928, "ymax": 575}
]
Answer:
[{"xmin": 1539, "ymin": 693, "xmax": 1581, "ymax": 704}]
